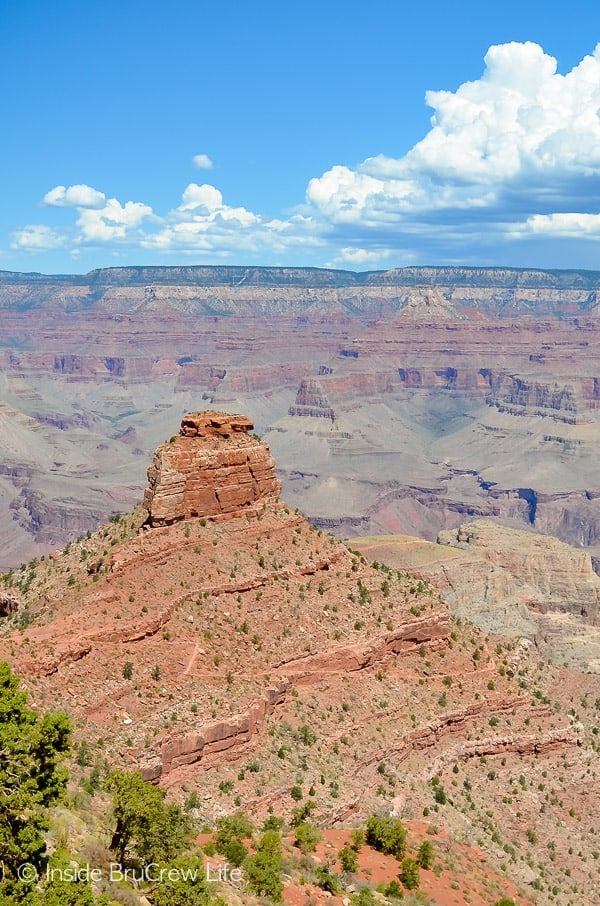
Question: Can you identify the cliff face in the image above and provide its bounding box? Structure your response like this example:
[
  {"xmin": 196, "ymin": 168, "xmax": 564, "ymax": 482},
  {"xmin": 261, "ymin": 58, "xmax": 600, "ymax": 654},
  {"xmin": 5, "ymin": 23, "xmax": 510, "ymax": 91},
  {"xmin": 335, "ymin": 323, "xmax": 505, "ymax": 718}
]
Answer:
[
  {"xmin": 143, "ymin": 412, "xmax": 281, "ymax": 525},
  {"xmin": 1, "ymin": 264, "xmax": 600, "ymax": 571},
  {"xmin": 0, "ymin": 264, "xmax": 598, "ymax": 315},
  {"xmin": 487, "ymin": 375, "xmax": 579, "ymax": 422},
  {"xmin": 353, "ymin": 521, "xmax": 600, "ymax": 672},
  {"xmin": 437, "ymin": 519, "xmax": 600, "ymax": 625},
  {"xmin": 288, "ymin": 379, "xmax": 336, "ymax": 420}
]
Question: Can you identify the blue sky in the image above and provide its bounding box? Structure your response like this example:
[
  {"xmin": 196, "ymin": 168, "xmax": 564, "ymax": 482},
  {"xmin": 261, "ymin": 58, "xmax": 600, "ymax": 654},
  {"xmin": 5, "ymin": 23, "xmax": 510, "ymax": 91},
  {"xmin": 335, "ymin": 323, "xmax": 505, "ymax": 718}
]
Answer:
[{"xmin": 1, "ymin": 0, "xmax": 599, "ymax": 274}]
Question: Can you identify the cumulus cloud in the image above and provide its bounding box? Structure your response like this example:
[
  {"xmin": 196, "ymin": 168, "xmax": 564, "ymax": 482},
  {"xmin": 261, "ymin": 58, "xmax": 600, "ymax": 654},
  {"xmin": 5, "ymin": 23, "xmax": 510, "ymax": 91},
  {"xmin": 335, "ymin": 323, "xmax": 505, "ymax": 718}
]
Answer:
[
  {"xmin": 192, "ymin": 154, "xmax": 213, "ymax": 170},
  {"xmin": 76, "ymin": 198, "xmax": 155, "ymax": 243},
  {"xmin": 10, "ymin": 224, "xmax": 66, "ymax": 250},
  {"xmin": 513, "ymin": 212, "xmax": 600, "ymax": 238},
  {"xmin": 306, "ymin": 41, "xmax": 600, "ymax": 240},
  {"xmin": 43, "ymin": 184, "xmax": 106, "ymax": 208},
  {"xmin": 333, "ymin": 247, "xmax": 394, "ymax": 266},
  {"xmin": 142, "ymin": 184, "xmax": 318, "ymax": 256},
  {"xmin": 177, "ymin": 183, "xmax": 226, "ymax": 213},
  {"xmin": 9, "ymin": 42, "xmax": 600, "ymax": 267}
]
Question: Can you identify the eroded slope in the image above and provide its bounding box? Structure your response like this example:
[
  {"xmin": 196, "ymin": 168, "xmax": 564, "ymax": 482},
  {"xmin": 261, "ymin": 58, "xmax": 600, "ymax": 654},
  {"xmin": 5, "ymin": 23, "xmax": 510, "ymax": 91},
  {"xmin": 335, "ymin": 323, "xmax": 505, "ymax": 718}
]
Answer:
[{"xmin": 1, "ymin": 411, "xmax": 598, "ymax": 904}]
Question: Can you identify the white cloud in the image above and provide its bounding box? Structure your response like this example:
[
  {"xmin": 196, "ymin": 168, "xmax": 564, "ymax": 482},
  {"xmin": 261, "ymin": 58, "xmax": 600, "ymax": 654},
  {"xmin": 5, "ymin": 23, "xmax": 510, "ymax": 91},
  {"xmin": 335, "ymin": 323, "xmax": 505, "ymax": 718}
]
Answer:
[
  {"xmin": 10, "ymin": 224, "xmax": 66, "ymax": 250},
  {"xmin": 139, "ymin": 185, "xmax": 321, "ymax": 257},
  {"xmin": 178, "ymin": 183, "xmax": 224, "ymax": 213},
  {"xmin": 142, "ymin": 183, "xmax": 263, "ymax": 250},
  {"xmin": 334, "ymin": 247, "xmax": 393, "ymax": 266},
  {"xmin": 174, "ymin": 183, "xmax": 260, "ymax": 229},
  {"xmin": 192, "ymin": 154, "xmax": 213, "ymax": 170},
  {"xmin": 307, "ymin": 41, "xmax": 600, "ymax": 231},
  {"xmin": 10, "ymin": 43, "xmax": 600, "ymax": 268},
  {"xmin": 513, "ymin": 212, "xmax": 600, "ymax": 238},
  {"xmin": 76, "ymin": 198, "xmax": 155, "ymax": 243},
  {"xmin": 43, "ymin": 184, "xmax": 106, "ymax": 208}
]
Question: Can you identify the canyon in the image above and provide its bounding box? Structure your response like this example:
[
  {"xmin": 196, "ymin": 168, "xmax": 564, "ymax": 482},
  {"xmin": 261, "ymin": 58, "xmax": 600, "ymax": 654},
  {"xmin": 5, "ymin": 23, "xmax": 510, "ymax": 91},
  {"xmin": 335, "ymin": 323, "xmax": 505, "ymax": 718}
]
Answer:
[
  {"xmin": 0, "ymin": 265, "xmax": 600, "ymax": 572},
  {"xmin": 1, "ymin": 411, "xmax": 599, "ymax": 905}
]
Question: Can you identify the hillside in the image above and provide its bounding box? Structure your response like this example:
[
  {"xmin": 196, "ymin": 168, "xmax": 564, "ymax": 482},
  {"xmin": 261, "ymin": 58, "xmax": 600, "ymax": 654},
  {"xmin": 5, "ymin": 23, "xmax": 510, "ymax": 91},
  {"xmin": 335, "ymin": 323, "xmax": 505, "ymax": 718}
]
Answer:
[{"xmin": 1, "ymin": 411, "xmax": 598, "ymax": 905}]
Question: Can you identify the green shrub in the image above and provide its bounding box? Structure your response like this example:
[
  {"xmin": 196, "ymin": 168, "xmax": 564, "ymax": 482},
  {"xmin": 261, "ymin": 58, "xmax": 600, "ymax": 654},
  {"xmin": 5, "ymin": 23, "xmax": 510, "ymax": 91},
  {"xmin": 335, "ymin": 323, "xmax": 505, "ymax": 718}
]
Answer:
[
  {"xmin": 222, "ymin": 837, "xmax": 248, "ymax": 867},
  {"xmin": 351, "ymin": 827, "xmax": 365, "ymax": 851},
  {"xmin": 433, "ymin": 785, "xmax": 447, "ymax": 805},
  {"xmin": 399, "ymin": 856, "xmax": 420, "ymax": 889},
  {"xmin": 294, "ymin": 821, "xmax": 322, "ymax": 853},
  {"xmin": 351, "ymin": 889, "xmax": 377, "ymax": 905},
  {"xmin": 262, "ymin": 815, "xmax": 285, "ymax": 832},
  {"xmin": 416, "ymin": 838, "xmax": 434, "ymax": 869},
  {"xmin": 296, "ymin": 724, "xmax": 317, "ymax": 745},
  {"xmin": 384, "ymin": 879, "xmax": 404, "ymax": 899},
  {"xmin": 152, "ymin": 854, "xmax": 223, "ymax": 906},
  {"xmin": 0, "ymin": 662, "xmax": 71, "ymax": 894},
  {"xmin": 314, "ymin": 864, "xmax": 342, "ymax": 894},
  {"xmin": 76, "ymin": 738, "xmax": 91, "ymax": 767},
  {"xmin": 290, "ymin": 800, "xmax": 317, "ymax": 827},
  {"xmin": 243, "ymin": 831, "xmax": 283, "ymax": 901},
  {"xmin": 32, "ymin": 853, "xmax": 97, "ymax": 906},
  {"xmin": 365, "ymin": 814, "xmax": 407, "ymax": 859},
  {"xmin": 214, "ymin": 812, "xmax": 254, "ymax": 851},
  {"xmin": 106, "ymin": 769, "xmax": 191, "ymax": 866},
  {"xmin": 339, "ymin": 844, "xmax": 359, "ymax": 872}
]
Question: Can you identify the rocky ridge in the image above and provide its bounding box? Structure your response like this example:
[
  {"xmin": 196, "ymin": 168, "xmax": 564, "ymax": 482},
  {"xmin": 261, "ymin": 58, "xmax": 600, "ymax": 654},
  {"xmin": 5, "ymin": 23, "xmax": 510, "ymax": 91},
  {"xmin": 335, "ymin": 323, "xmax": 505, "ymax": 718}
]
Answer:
[
  {"xmin": 1, "ymin": 412, "xmax": 599, "ymax": 904},
  {"xmin": 1, "ymin": 264, "xmax": 599, "ymax": 313}
]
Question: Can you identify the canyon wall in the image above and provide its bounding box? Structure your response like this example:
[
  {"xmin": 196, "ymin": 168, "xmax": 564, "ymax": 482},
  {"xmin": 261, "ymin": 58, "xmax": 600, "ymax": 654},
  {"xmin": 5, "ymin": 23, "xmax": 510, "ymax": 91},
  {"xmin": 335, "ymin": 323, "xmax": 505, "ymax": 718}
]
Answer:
[
  {"xmin": 0, "ymin": 265, "xmax": 599, "ymax": 568},
  {"xmin": 353, "ymin": 521, "xmax": 600, "ymax": 672}
]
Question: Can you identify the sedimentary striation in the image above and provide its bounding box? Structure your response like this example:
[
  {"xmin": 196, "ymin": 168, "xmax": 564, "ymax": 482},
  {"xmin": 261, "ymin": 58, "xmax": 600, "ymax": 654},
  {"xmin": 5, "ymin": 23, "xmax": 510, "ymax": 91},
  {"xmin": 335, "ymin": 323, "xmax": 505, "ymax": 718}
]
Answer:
[
  {"xmin": 1, "ymin": 410, "xmax": 598, "ymax": 904},
  {"xmin": 1, "ymin": 264, "xmax": 600, "ymax": 570},
  {"xmin": 143, "ymin": 411, "xmax": 280, "ymax": 525},
  {"xmin": 437, "ymin": 519, "xmax": 600, "ymax": 624},
  {"xmin": 352, "ymin": 521, "xmax": 600, "ymax": 672}
]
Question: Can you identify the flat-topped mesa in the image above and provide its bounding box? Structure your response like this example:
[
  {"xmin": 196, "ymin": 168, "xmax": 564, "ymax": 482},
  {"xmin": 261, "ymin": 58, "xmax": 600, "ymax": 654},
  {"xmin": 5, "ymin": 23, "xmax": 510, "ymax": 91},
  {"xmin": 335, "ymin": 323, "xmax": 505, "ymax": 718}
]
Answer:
[{"xmin": 143, "ymin": 411, "xmax": 281, "ymax": 526}]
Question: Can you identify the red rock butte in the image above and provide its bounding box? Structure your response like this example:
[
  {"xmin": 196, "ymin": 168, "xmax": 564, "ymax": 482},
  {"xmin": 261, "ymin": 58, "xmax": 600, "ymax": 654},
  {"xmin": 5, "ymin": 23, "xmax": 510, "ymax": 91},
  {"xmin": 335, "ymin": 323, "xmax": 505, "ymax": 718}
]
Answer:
[{"xmin": 142, "ymin": 411, "xmax": 281, "ymax": 526}]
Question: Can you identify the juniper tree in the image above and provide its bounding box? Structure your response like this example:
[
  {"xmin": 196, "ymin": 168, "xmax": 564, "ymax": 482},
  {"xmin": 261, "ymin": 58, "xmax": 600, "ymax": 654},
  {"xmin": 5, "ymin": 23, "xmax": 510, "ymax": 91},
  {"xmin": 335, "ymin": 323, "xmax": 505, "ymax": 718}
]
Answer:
[
  {"xmin": 0, "ymin": 661, "xmax": 71, "ymax": 891},
  {"xmin": 105, "ymin": 769, "xmax": 191, "ymax": 866}
]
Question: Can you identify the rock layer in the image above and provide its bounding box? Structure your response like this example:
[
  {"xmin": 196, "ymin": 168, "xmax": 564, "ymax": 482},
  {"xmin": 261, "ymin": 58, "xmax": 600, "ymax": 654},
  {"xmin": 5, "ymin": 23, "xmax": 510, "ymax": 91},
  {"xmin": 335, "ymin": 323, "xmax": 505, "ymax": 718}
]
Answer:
[
  {"xmin": 437, "ymin": 519, "xmax": 600, "ymax": 625},
  {"xmin": 352, "ymin": 522, "xmax": 600, "ymax": 671},
  {"xmin": 2, "ymin": 408, "xmax": 598, "ymax": 904},
  {"xmin": 2, "ymin": 264, "xmax": 600, "ymax": 570},
  {"xmin": 142, "ymin": 411, "xmax": 281, "ymax": 525}
]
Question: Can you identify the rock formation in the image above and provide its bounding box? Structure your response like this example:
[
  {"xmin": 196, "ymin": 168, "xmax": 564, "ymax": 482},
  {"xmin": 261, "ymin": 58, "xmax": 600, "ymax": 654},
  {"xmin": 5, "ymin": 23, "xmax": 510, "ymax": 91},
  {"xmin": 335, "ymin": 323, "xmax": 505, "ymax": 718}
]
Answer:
[
  {"xmin": 288, "ymin": 379, "xmax": 336, "ymax": 420},
  {"xmin": 352, "ymin": 520, "xmax": 600, "ymax": 672},
  {"xmin": 1, "ymin": 263, "xmax": 600, "ymax": 582},
  {"xmin": 1, "ymin": 410, "xmax": 599, "ymax": 903},
  {"xmin": 437, "ymin": 519, "xmax": 600, "ymax": 625},
  {"xmin": 0, "ymin": 592, "xmax": 20, "ymax": 617},
  {"xmin": 142, "ymin": 411, "xmax": 281, "ymax": 525}
]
